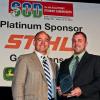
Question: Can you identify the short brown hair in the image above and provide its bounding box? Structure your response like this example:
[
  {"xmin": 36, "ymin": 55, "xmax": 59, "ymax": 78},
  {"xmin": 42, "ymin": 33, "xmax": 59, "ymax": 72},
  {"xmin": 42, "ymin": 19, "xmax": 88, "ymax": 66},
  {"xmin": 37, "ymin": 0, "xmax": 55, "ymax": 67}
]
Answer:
[{"xmin": 72, "ymin": 32, "xmax": 87, "ymax": 41}]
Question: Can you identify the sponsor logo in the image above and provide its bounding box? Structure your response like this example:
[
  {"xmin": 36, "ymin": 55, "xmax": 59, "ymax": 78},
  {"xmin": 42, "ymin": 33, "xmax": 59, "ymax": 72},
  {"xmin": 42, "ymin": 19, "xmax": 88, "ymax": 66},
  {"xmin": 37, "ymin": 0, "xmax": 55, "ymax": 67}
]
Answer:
[
  {"xmin": 3, "ymin": 67, "xmax": 15, "ymax": 81},
  {"xmin": 9, "ymin": 0, "xmax": 73, "ymax": 18},
  {"xmin": 4, "ymin": 34, "xmax": 73, "ymax": 51}
]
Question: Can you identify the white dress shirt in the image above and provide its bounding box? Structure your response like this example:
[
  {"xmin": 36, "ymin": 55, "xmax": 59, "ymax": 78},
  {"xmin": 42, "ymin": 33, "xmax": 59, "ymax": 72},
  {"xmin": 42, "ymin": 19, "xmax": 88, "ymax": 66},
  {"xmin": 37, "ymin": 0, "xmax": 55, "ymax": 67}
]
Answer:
[{"xmin": 35, "ymin": 51, "xmax": 54, "ymax": 98}]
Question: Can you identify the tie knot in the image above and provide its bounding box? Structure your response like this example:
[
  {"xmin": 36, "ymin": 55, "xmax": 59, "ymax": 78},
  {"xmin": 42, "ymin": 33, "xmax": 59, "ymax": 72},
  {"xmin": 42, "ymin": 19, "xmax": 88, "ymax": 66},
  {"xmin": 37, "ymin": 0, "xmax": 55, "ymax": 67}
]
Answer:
[
  {"xmin": 41, "ymin": 56, "xmax": 45, "ymax": 59},
  {"xmin": 75, "ymin": 56, "xmax": 79, "ymax": 64},
  {"xmin": 41, "ymin": 56, "xmax": 47, "ymax": 62},
  {"xmin": 75, "ymin": 56, "xmax": 79, "ymax": 60}
]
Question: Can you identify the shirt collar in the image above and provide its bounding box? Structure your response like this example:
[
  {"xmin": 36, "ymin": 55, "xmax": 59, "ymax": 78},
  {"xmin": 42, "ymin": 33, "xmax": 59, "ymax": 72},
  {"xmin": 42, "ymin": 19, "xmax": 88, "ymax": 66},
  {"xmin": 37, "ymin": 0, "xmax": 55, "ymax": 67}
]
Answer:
[
  {"xmin": 74, "ymin": 51, "xmax": 85, "ymax": 61},
  {"xmin": 35, "ymin": 50, "xmax": 47, "ymax": 58}
]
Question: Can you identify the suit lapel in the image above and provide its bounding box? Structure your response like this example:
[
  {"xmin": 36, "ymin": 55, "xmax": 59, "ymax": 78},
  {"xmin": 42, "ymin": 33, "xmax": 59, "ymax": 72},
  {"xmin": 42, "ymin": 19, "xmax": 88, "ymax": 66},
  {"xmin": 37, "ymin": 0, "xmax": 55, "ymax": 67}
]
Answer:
[
  {"xmin": 31, "ymin": 52, "xmax": 47, "ymax": 83},
  {"xmin": 74, "ymin": 52, "xmax": 89, "ymax": 80}
]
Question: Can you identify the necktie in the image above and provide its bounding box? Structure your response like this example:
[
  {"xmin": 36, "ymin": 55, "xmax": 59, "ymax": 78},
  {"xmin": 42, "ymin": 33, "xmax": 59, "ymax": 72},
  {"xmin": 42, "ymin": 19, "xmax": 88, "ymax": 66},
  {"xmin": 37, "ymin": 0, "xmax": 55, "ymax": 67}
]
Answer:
[
  {"xmin": 71, "ymin": 56, "xmax": 79, "ymax": 79},
  {"xmin": 42, "ymin": 56, "xmax": 52, "ymax": 100}
]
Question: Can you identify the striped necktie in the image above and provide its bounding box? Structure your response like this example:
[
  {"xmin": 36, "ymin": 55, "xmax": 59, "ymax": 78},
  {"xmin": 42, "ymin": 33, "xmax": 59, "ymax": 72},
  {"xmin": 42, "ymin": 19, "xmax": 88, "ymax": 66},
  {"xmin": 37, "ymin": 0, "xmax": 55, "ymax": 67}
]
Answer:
[
  {"xmin": 71, "ymin": 56, "xmax": 79, "ymax": 79},
  {"xmin": 42, "ymin": 56, "xmax": 52, "ymax": 100}
]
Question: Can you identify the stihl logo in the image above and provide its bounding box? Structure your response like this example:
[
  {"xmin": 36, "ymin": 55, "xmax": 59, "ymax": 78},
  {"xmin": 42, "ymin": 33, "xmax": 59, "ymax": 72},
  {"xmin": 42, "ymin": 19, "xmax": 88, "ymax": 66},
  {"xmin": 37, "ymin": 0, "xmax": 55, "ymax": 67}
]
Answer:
[{"xmin": 4, "ymin": 34, "xmax": 73, "ymax": 51}]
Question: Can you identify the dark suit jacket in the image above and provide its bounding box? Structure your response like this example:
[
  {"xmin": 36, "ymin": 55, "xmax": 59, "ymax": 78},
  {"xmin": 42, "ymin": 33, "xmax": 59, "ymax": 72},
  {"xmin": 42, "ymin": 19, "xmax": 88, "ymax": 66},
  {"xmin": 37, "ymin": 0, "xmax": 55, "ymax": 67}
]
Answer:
[{"xmin": 57, "ymin": 52, "xmax": 100, "ymax": 100}]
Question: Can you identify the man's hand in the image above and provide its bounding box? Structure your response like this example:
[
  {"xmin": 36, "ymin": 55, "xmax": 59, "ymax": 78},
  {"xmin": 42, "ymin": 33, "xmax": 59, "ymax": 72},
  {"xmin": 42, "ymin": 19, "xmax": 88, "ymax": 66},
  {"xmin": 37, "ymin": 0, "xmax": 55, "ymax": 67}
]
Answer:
[
  {"xmin": 56, "ymin": 86, "xmax": 62, "ymax": 96},
  {"xmin": 70, "ymin": 87, "xmax": 82, "ymax": 97},
  {"xmin": 61, "ymin": 87, "xmax": 82, "ymax": 97}
]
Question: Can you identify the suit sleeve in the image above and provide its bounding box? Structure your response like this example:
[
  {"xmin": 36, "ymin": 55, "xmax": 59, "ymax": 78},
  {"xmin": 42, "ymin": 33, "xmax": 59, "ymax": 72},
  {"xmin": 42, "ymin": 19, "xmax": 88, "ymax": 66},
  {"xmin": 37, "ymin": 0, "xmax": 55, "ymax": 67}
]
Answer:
[
  {"xmin": 12, "ymin": 55, "xmax": 27, "ymax": 100},
  {"xmin": 80, "ymin": 56, "xmax": 100, "ymax": 96}
]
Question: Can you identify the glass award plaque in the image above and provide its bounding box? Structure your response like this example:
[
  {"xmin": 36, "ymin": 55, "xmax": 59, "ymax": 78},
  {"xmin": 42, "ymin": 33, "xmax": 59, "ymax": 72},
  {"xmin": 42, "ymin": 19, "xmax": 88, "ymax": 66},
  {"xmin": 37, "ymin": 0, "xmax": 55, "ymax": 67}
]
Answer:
[{"xmin": 60, "ymin": 74, "xmax": 73, "ymax": 93}]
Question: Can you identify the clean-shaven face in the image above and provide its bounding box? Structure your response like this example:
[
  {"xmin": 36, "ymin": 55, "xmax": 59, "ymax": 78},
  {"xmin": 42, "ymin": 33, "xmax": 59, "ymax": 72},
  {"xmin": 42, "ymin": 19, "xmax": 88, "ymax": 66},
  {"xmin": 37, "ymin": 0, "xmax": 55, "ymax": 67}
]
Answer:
[{"xmin": 34, "ymin": 32, "xmax": 50, "ymax": 55}]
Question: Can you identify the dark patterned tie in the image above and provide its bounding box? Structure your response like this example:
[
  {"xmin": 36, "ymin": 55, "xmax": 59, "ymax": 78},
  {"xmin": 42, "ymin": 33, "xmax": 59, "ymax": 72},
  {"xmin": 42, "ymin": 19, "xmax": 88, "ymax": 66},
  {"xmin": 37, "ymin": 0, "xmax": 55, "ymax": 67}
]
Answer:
[
  {"xmin": 71, "ymin": 56, "xmax": 79, "ymax": 79},
  {"xmin": 42, "ymin": 56, "xmax": 52, "ymax": 100}
]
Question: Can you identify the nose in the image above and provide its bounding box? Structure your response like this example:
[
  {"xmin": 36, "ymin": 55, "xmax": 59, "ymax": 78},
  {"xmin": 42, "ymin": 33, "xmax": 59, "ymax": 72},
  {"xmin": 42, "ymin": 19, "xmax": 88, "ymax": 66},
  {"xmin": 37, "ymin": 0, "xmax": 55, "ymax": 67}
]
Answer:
[{"xmin": 41, "ymin": 40, "xmax": 45, "ymax": 45}]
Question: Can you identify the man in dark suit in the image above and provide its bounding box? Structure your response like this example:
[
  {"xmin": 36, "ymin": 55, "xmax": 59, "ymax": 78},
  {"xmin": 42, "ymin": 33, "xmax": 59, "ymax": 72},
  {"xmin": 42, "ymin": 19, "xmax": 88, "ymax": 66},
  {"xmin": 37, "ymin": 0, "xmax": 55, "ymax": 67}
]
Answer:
[
  {"xmin": 12, "ymin": 31, "xmax": 58, "ymax": 100},
  {"xmin": 57, "ymin": 32, "xmax": 100, "ymax": 100}
]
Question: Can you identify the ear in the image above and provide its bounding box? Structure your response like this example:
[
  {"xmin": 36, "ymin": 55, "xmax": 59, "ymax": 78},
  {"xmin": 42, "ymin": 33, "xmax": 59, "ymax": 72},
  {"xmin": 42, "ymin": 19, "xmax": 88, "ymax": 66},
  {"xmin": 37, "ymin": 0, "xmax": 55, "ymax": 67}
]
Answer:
[
  {"xmin": 33, "ymin": 39, "xmax": 35, "ymax": 45},
  {"xmin": 85, "ymin": 40, "xmax": 88, "ymax": 47},
  {"xmin": 86, "ymin": 40, "xmax": 88, "ymax": 45}
]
